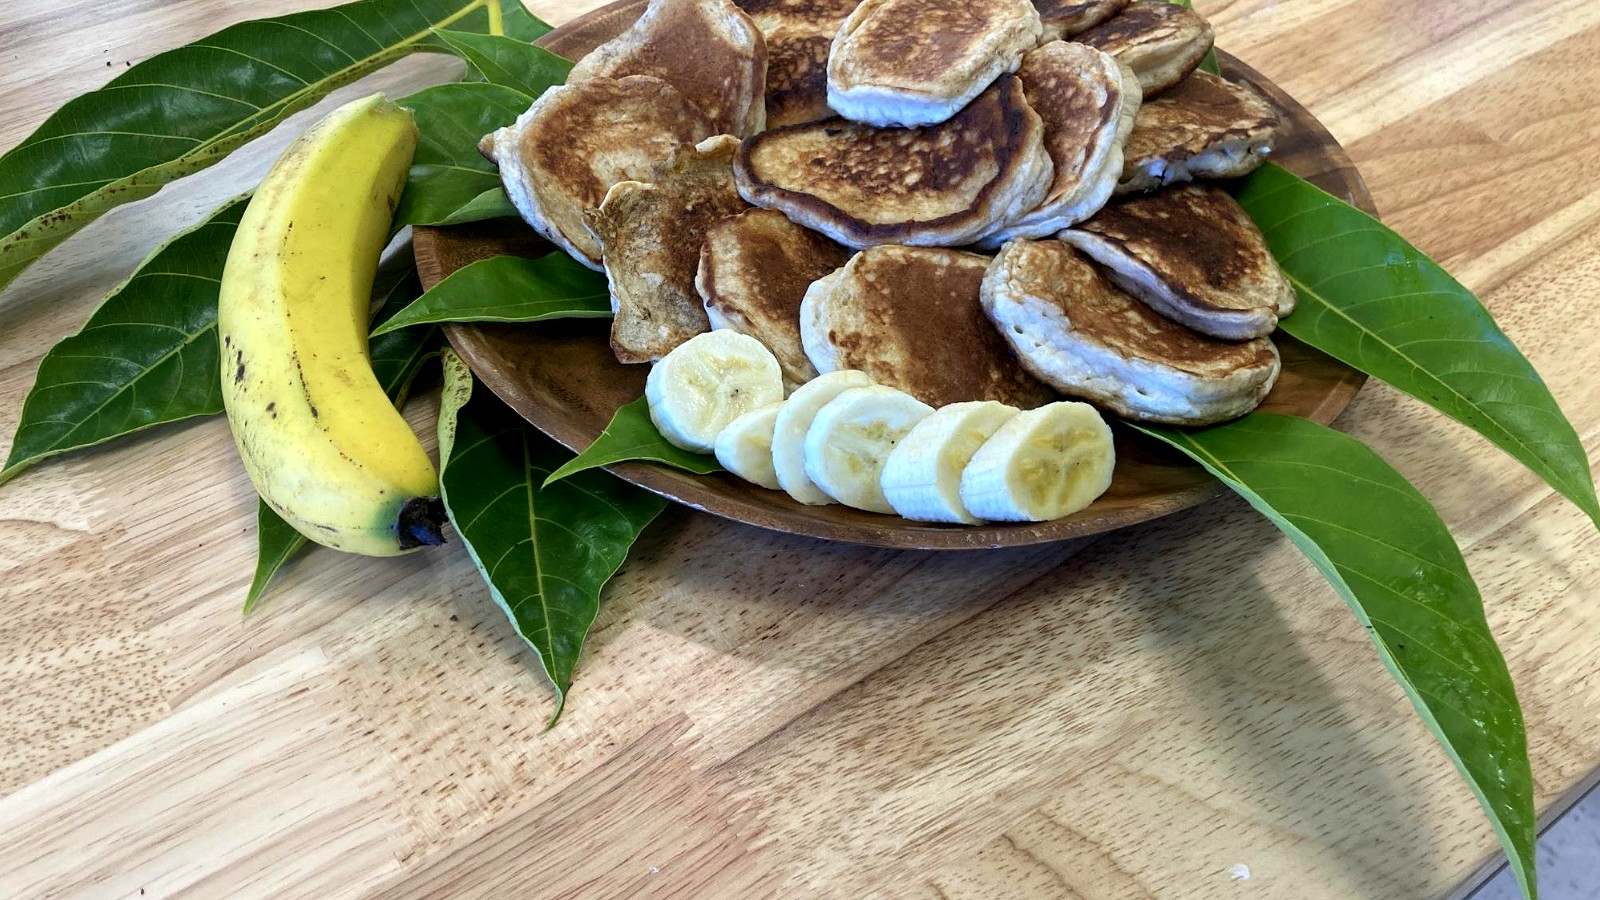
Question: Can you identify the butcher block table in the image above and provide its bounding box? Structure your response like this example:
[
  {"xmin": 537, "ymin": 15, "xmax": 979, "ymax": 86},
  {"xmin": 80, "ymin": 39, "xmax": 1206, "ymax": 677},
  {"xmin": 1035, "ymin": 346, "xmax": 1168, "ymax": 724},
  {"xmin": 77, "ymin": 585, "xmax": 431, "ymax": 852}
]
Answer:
[{"xmin": 3, "ymin": 0, "xmax": 1599, "ymax": 897}]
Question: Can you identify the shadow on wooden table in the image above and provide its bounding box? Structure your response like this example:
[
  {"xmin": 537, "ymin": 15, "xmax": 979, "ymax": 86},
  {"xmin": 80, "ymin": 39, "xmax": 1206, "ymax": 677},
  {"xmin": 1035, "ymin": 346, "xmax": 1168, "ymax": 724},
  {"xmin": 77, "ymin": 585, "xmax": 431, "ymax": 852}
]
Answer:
[{"xmin": 580, "ymin": 494, "xmax": 1443, "ymax": 895}]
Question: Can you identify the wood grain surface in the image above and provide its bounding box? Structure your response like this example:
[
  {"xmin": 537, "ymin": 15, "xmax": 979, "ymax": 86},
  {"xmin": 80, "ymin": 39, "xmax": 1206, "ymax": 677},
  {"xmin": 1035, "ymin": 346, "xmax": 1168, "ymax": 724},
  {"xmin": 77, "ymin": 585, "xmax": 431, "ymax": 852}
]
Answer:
[
  {"xmin": 423, "ymin": 32, "xmax": 1370, "ymax": 550},
  {"xmin": 1, "ymin": 1, "xmax": 1598, "ymax": 898}
]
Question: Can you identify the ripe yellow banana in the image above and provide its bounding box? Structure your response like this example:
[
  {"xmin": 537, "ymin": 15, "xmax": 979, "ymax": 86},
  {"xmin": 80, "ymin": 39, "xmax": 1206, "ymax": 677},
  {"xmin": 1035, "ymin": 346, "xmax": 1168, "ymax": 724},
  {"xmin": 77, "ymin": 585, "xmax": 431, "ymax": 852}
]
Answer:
[{"xmin": 219, "ymin": 94, "xmax": 440, "ymax": 557}]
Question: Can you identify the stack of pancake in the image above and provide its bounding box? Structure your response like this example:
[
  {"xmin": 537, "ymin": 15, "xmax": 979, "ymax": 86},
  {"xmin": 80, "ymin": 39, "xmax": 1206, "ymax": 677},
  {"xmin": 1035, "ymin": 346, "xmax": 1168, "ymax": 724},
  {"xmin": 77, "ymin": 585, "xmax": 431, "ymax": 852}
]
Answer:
[{"xmin": 481, "ymin": 0, "xmax": 1294, "ymax": 427}]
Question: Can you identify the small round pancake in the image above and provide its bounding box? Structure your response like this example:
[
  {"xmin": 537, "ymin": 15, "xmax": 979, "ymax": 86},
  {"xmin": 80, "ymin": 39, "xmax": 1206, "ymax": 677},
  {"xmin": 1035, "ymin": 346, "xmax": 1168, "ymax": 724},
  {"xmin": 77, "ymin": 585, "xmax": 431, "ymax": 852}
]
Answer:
[
  {"xmin": 1075, "ymin": 0, "xmax": 1214, "ymax": 97},
  {"xmin": 1117, "ymin": 71, "xmax": 1280, "ymax": 194},
  {"xmin": 480, "ymin": 76, "xmax": 713, "ymax": 270},
  {"xmin": 569, "ymin": 0, "xmax": 769, "ymax": 137},
  {"xmin": 981, "ymin": 41, "xmax": 1140, "ymax": 245},
  {"xmin": 1034, "ymin": 0, "xmax": 1128, "ymax": 41},
  {"xmin": 697, "ymin": 208, "xmax": 853, "ymax": 387},
  {"xmin": 981, "ymin": 239, "xmax": 1279, "ymax": 425},
  {"xmin": 800, "ymin": 245, "xmax": 1056, "ymax": 409},
  {"xmin": 734, "ymin": 75, "xmax": 1055, "ymax": 248},
  {"xmin": 827, "ymin": 0, "xmax": 1044, "ymax": 127},
  {"xmin": 1060, "ymin": 184, "xmax": 1296, "ymax": 340}
]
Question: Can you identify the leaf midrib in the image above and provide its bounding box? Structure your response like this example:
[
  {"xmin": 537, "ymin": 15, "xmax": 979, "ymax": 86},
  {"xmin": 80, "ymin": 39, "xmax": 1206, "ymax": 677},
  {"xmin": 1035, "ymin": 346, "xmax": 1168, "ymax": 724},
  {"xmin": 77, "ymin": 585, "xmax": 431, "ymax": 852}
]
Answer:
[{"xmin": 1285, "ymin": 270, "xmax": 1575, "ymax": 496}]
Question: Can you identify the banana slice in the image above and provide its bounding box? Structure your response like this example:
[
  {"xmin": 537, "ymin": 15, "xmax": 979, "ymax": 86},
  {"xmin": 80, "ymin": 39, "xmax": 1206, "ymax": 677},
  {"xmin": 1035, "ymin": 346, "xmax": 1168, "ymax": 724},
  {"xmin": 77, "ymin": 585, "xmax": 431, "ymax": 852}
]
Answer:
[
  {"xmin": 803, "ymin": 386, "xmax": 935, "ymax": 514},
  {"xmin": 880, "ymin": 401, "xmax": 1021, "ymax": 524},
  {"xmin": 714, "ymin": 401, "xmax": 784, "ymax": 490},
  {"xmin": 772, "ymin": 370, "xmax": 873, "ymax": 505},
  {"xmin": 646, "ymin": 331, "xmax": 784, "ymax": 453},
  {"xmin": 960, "ymin": 402, "xmax": 1116, "ymax": 522}
]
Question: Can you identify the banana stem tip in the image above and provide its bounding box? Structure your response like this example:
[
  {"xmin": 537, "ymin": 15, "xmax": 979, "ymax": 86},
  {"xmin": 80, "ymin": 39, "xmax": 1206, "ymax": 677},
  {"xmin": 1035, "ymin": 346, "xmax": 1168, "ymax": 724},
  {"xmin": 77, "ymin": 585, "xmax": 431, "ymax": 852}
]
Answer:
[{"xmin": 398, "ymin": 496, "xmax": 448, "ymax": 549}]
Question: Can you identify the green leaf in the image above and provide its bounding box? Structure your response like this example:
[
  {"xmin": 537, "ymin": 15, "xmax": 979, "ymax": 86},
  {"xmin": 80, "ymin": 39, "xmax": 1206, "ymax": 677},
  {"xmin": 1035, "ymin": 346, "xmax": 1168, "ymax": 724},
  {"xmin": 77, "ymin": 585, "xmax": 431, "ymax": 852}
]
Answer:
[
  {"xmin": 1134, "ymin": 413, "xmax": 1535, "ymax": 900},
  {"xmin": 497, "ymin": 1, "xmax": 556, "ymax": 42},
  {"xmin": 0, "ymin": 196, "xmax": 248, "ymax": 487},
  {"xmin": 246, "ymin": 260, "xmax": 443, "ymax": 612},
  {"xmin": 545, "ymin": 397, "xmax": 723, "ymax": 487},
  {"xmin": 435, "ymin": 187, "xmax": 520, "ymax": 225},
  {"xmin": 371, "ymin": 253, "xmax": 611, "ymax": 335},
  {"xmin": 437, "ymin": 350, "xmax": 666, "ymax": 723},
  {"xmin": 244, "ymin": 503, "xmax": 310, "ymax": 615},
  {"xmin": 1238, "ymin": 164, "xmax": 1599, "ymax": 529},
  {"xmin": 0, "ymin": 0, "xmax": 522, "ymax": 294},
  {"xmin": 432, "ymin": 30, "xmax": 572, "ymax": 95},
  {"xmin": 393, "ymin": 82, "xmax": 536, "ymax": 230}
]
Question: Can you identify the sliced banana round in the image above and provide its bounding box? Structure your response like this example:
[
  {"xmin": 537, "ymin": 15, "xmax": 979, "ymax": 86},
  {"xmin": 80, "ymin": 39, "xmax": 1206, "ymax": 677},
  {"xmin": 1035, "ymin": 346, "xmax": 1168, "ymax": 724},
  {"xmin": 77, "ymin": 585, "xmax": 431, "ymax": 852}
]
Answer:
[
  {"xmin": 646, "ymin": 331, "xmax": 784, "ymax": 454},
  {"xmin": 714, "ymin": 401, "xmax": 784, "ymax": 490},
  {"xmin": 960, "ymin": 402, "xmax": 1115, "ymax": 522},
  {"xmin": 803, "ymin": 386, "xmax": 935, "ymax": 514},
  {"xmin": 772, "ymin": 370, "xmax": 873, "ymax": 505},
  {"xmin": 880, "ymin": 401, "xmax": 1021, "ymax": 524}
]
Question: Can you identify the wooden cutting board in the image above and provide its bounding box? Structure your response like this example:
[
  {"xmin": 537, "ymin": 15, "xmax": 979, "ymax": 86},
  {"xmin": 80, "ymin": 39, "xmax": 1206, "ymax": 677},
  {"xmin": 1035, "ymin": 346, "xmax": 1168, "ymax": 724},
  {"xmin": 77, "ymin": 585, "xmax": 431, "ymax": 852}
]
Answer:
[{"xmin": 3, "ymin": 0, "xmax": 1600, "ymax": 898}]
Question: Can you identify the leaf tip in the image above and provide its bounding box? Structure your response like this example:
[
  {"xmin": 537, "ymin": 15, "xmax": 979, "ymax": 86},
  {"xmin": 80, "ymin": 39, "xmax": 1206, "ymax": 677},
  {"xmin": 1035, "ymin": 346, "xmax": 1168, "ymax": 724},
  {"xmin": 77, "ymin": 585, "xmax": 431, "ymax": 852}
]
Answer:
[{"xmin": 543, "ymin": 690, "xmax": 567, "ymax": 731}]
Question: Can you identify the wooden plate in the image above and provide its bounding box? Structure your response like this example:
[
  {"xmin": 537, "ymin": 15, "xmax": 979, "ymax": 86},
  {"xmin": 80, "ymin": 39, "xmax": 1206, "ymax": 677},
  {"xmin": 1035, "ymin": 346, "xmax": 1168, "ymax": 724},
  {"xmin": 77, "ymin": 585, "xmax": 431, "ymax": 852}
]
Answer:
[{"xmin": 417, "ymin": 3, "xmax": 1373, "ymax": 550}]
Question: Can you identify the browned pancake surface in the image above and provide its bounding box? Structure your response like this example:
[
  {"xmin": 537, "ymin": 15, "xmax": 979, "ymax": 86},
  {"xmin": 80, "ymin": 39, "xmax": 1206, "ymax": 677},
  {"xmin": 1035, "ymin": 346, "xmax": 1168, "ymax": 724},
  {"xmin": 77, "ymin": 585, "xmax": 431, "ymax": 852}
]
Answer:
[
  {"xmin": 1078, "ymin": 1, "xmax": 1193, "ymax": 51},
  {"xmin": 587, "ymin": 138, "xmax": 751, "ymax": 363},
  {"xmin": 1075, "ymin": 0, "xmax": 1212, "ymax": 94},
  {"xmin": 1122, "ymin": 71, "xmax": 1278, "ymax": 167},
  {"xmin": 1020, "ymin": 41, "xmax": 1123, "ymax": 198},
  {"xmin": 1008, "ymin": 241, "xmax": 1273, "ymax": 375},
  {"xmin": 736, "ymin": 76, "xmax": 1047, "ymax": 245},
  {"xmin": 1033, "ymin": 0, "xmax": 1127, "ymax": 38},
  {"xmin": 701, "ymin": 209, "xmax": 851, "ymax": 384},
  {"xmin": 737, "ymin": 0, "xmax": 858, "ymax": 28},
  {"xmin": 569, "ymin": 0, "xmax": 768, "ymax": 136},
  {"xmin": 836, "ymin": 0, "xmax": 1016, "ymax": 88},
  {"xmin": 1077, "ymin": 184, "xmax": 1285, "ymax": 314},
  {"xmin": 824, "ymin": 247, "xmax": 1055, "ymax": 407},
  {"xmin": 763, "ymin": 27, "xmax": 835, "ymax": 126},
  {"xmin": 533, "ymin": 77, "xmax": 712, "ymax": 247}
]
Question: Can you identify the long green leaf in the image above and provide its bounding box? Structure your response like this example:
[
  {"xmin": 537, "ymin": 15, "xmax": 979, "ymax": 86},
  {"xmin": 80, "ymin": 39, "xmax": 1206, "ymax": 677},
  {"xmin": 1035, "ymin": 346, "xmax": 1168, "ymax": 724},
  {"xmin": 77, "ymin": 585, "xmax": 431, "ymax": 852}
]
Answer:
[
  {"xmin": 0, "ymin": 0, "xmax": 524, "ymax": 293},
  {"xmin": 1135, "ymin": 413, "xmax": 1535, "ymax": 900},
  {"xmin": 545, "ymin": 397, "xmax": 723, "ymax": 486},
  {"xmin": 245, "ymin": 264, "xmax": 442, "ymax": 613},
  {"xmin": 1237, "ymin": 164, "xmax": 1599, "ymax": 529},
  {"xmin": 0, "ymin": 196, "xmax": 248, "ymax": 487},
  {"xmin": 393, "ymin": 82, "xmax": 536, "ymax": 230},
  {"xmin": 437, "ymin": 350, "xmax": 666, "ymax": 723},
  {"xmin": 432, "ymin": 30, "xmax": 573, "ymax": 96},
  {"xmin": 372, "ymin": 253, "xmax": 611, "ymax": 335}
]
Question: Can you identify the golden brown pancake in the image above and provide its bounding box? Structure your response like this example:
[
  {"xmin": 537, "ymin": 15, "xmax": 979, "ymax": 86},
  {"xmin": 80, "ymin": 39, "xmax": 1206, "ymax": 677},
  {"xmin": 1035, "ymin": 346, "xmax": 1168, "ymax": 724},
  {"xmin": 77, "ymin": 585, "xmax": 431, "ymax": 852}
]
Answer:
[
  {"xmin": 586, "ymin": 136, "xmax": 751, "ymax": 363},
  {"xmin": 827, "ymin": 0, "xmax": 1043, "ymax": 126},
  {"xmin": 734, "ymin": 75, "xmax": 1054, "ymax": 248},
  {"xmin": 479, "ymin": 76, "xmax": 712, "ymax": 270},
  {"xmin": 981, "ymin": 40, "xmax": 1139, "ymax": 244},
  {"xmin": 1034, "ymin": 0, "xmax": 1127, "ymax": 40},
  {"xmin": 801, "ymin": 245, "xmax": 1056, "ymax": 408},
  {"xmin": 1118, "ymin": 71, "xmax": 1279, "ymax": 194},
  {"xmin": 981, "ymin": 239, "xmax": 1279, "ymax": 425},
  {"xmin": 1061, "ymin": 184, "xmax": 1296, "ymax": 339},
  {"xmin": 697, "ymin": 208, "xmax": 853, "ymax": 386},
  {"xmin": 569, "ymin": 0, "xmax": 769, "ymax": 137},
  {"xmin": 762, "ymin": 25, "xmax": 836, "ymax": 127},
  {"xmin": 1076, "ymin": 0, "xmax": 1214, "ymax": 97}
]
